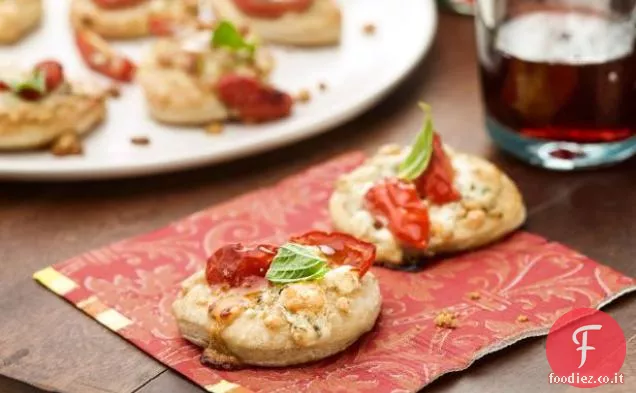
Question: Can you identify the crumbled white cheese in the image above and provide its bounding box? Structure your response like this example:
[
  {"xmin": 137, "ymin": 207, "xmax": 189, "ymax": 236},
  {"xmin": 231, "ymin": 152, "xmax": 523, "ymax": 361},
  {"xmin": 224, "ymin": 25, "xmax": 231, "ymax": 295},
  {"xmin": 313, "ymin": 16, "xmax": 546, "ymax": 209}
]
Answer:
[{"xmin": 324, "ymin": 266, "xmax": 360, "ymax": 295}]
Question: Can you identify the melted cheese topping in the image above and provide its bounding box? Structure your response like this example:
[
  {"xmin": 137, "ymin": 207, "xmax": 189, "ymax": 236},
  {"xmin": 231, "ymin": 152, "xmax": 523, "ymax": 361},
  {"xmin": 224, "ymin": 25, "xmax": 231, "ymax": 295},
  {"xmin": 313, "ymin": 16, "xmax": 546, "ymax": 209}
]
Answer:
[
  {"xmin": 206, "ymin": 265, "xmax": 363, "ymax": 355},
  {"xmin": 0, "ymin": 71, "xmax": 104, "ymax": 113},
  {"xmin": 0, "ymin": 65, "xmax": 107, "ymax": 134},
  {"xmin": 333, "ymin": 144, "xmax": 504, "ymax": 252},
  {"xmin": 137, "ymin": 26, "xmax": 274, "ymax": 123},
  {"xmin": 175, "ymin": 266, "xmax": 382, "ymax": 368},
  {"xmin": 151, "ymin": 27, "xmax": 273, "ymax": 83}
]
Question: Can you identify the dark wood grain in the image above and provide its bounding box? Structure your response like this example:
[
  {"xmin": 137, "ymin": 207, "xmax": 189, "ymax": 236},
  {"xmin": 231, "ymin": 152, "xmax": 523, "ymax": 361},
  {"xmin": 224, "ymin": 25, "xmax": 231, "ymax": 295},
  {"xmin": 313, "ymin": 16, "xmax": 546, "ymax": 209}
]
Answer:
[
  {"xmin": 0, "ymin": 375, "xmax": 48, "ymax": 393},
  {"xmin": 1, "ymin": 12, "xmax": 635, "ymax": 393}
]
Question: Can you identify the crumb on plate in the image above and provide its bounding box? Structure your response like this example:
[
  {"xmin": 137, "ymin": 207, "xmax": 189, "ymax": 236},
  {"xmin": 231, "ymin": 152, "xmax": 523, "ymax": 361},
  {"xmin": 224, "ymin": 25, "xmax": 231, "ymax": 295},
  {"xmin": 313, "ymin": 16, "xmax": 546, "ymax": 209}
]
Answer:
[
  {"xmin": 363, "ymin": 23, "xmax": 376, "ymax": 35},
  {"xmin": 434, "ymin": 310, "xmax": 458, "ymax": 329},
  {"xmin": 131, "ymin": 136, "xmax": 150, "ymax": 146},
  {"xmin": 196, "ymin": 20, "xmax": 215, "ymax": 30},
  {"xmin": 205, "ymin": 122, "xmax": 224, "ymax": 135},
  {"xmin": 517, "ymin": 315, "xmax": 529, "ymax": 323},
  {"xmin": 295, "ymin": 89, "xmax": 311, "ymax": 103},
  {"xmin": 80, "ymin": 15, "xmax": 94, "ymax": 27},
  {"xmin": 51, "ymin": 133, "xmax": 83, "ymax": 156},
  {"xmin": 107, "ymin": 84, "xmax": 121, "ymax": 98},
  {"xmin": 318, "ymin": 82, "xmax": 328, "ymax": 91}
]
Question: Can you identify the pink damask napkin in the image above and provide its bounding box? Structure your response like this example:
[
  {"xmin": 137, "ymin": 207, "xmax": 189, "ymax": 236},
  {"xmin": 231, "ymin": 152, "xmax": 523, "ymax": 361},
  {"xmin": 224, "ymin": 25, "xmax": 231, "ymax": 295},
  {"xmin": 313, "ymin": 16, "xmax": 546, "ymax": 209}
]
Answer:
[{"xmin": 34, "ymin": 152, "xmax": 636, "ymax": 393}]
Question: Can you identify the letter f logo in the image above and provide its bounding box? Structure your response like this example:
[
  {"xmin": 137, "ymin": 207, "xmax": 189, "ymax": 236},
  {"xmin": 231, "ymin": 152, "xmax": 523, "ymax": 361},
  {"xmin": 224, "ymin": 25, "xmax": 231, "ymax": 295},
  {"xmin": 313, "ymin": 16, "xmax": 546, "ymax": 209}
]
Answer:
[{"xmin": 572, "ymin": 324, "xmax": 602, "ymax": 368}]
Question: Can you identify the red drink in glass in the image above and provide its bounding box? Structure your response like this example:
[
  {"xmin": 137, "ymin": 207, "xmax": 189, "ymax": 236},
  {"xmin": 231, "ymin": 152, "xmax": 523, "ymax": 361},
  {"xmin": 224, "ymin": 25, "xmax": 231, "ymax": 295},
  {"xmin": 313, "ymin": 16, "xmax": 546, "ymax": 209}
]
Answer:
[{"xmin": 476, "ymin": 2, "xmax": 636, "ymax": 169}]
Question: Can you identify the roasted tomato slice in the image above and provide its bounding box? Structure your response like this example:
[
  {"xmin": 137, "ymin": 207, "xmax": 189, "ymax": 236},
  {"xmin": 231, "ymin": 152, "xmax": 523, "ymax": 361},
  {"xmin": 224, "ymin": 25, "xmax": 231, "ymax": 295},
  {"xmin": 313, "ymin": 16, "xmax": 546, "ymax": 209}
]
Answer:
[
  {"xmin": 290, "ymin": 231, "xmax": 375, "ymax": 277},
  {"xmin": 413, "ymin": 133, "xmax": 461, "ymax": 204},
  {"xmin": 92, "ymin": 0, "xmax": 147, "ymax": 10},
  {"xmin": 365, "ymin": 178, "xmax": 431, "ymax": 249},
  {"xmin": 216, "ymin": 74, "xmax": 293, "ymax": 123},
  {"xmin": 14, "ymin": 89, "xmax": 43, "ymax": 101},
  {"xmin": 34, "ymin": 60, "xmax": 65, "ymax": 92},
  {"xmin": 75, "ymin": 29, "xmax": 136, "ymax": 82},
  {"xmin": 9, "ymin": 60, "xmax": 65, "ymax": 101},
  {"xmin": 206, "ymin": 243, "xmax": 278, "ymax": 287},
  {"xmin": 0, "ymin": 81, "xmax": 9, "ymax": 91},
  {"xmin": 232, "ymin": 0, "xmax": 314, "ymax": 19}
]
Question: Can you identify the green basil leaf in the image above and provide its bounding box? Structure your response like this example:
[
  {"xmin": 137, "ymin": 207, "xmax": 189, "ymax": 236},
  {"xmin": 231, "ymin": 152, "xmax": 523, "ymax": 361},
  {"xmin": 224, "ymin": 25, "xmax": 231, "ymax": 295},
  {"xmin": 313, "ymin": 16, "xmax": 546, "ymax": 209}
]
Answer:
[
  {"xmin": 398, "ymin": 102, "xmax": 434, "ymax": 180},
  {"xmin": 11, "ymin": 69, "xmax": 46, "ymax": 96},
  {"xmin": 211, "ymin": 20, "xmax": 256, "ymax": 57},
  {"xmin": 266, "ymin": 243, "xmax": 329, "ymax": 284}
]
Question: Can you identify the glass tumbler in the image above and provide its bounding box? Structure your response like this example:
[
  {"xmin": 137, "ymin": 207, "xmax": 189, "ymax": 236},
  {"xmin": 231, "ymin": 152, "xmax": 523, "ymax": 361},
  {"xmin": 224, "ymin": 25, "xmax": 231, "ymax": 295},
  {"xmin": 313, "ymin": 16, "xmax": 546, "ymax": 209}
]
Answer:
[{"xmin": 475, "ymin": 0, "xmax": 636, "ymax": 170}]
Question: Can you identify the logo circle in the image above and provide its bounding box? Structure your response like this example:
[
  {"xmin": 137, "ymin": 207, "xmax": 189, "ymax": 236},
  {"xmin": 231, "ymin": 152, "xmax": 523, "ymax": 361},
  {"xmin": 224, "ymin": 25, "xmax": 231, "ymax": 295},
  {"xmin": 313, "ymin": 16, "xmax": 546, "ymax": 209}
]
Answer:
[{"xmin": 546, "ymin": 308, "xmax": 626, "ymax": 388}]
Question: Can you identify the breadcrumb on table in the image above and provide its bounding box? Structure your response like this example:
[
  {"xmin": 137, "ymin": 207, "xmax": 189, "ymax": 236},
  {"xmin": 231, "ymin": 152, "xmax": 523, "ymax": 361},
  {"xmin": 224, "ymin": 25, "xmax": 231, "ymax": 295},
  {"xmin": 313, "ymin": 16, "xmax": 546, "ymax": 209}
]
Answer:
[
  {"xmin": 517, "ymin": 315, "xmax": 529, "ymax": 323},
  {"xmin": 363, "ymin": 23, "xmax": 376, "ymax": 35}
]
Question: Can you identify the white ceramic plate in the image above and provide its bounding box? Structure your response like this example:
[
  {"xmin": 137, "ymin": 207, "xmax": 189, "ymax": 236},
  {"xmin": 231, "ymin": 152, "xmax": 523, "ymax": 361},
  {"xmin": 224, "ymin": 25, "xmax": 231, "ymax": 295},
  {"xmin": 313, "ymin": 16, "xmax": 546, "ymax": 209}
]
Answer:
[{"xmin": 0, "ymin": 0, "xmax": 437, "ymax": 180}]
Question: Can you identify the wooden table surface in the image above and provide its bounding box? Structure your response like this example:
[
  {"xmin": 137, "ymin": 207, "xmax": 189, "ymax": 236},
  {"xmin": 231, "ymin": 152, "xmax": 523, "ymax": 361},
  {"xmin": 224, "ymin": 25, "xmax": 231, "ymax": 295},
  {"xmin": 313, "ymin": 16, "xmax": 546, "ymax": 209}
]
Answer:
[{"xmin": 1, "ymin": 12, "xmax": 634, "ymax": 393}]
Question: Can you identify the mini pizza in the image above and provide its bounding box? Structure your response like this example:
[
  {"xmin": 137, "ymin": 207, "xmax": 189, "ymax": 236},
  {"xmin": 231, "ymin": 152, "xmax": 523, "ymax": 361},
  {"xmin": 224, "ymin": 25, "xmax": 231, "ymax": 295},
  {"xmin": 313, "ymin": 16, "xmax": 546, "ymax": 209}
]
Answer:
[
  {"xmin": 330, "ymin": 106, "xmax": 526, "ymax": 265},
  {"xmin": 0, "ymin": 0, "xmax": 42, "ymax": 44},
  {"xmin": 70, "ymin": 0, "xmax": 196, "ymax": 39},
  {"xmin": 0, "ymin": 61, "xmax": 108, "ymax": 152},
  {"xmin": 137, "ymin": 20, "xmax": 293, "ymax": 124},
  {"xmin": 210, "ymin": 0, "xmax": 342, "ymax": 46},
  {"xmin": 172, "ymin": 231, "xmax": 381, "ymax": 369}
]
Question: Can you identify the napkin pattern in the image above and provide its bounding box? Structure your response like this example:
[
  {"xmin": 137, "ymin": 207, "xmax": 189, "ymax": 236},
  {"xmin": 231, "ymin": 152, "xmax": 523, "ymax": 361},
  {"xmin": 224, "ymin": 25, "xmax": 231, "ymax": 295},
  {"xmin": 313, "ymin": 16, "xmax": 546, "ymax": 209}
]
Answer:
[{"xmin": 34, "ymin": 152, "xmax": 636, "ymax": 393}]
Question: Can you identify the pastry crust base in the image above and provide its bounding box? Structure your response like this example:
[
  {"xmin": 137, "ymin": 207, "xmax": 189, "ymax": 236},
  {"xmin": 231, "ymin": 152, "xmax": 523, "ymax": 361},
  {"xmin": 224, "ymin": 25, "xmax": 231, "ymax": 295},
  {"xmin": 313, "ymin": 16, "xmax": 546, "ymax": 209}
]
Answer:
[
  {"xmin": 0, "ymin": 81, "xmax": 107, "ymax": 150},
  {"xmin": 137, "ymin": 33, "xmax": 275, "ymax": 125},
  {"xmin": 211, "ymin": 0, "xmax": 341, "ymax": 46},
  {"xmin": 0, "ymin": 0, "xmax": 42, "ymax": 44},
  {"xmin": 329, "ymin": 144, "xmax": 527, "ymax": 265},
  {"xmin": 70, "ymin": 0, "xmax": 156, "ymax": 39},
  {"xmin": 137, "ymin": 66, "xmax": 231, "ymax": 124},
  {"xmin": 172, "ymin": 270, "xmax": 381, "ymax": 368}
]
